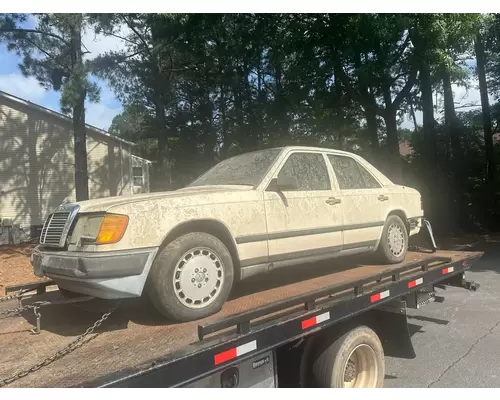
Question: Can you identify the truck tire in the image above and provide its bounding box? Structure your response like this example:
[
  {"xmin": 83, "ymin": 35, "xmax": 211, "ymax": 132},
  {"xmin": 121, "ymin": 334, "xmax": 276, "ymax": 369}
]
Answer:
[
  {"xmin": 312, "ymin": 325, "xmax": 384, "ymax": 388},
  {"xmin": 147, "ymin": 232, "xmax": 234, "ymax": 322},
  {"xmin": 377, "ymin": 215, "xmax": 408, "ymax": 264}
]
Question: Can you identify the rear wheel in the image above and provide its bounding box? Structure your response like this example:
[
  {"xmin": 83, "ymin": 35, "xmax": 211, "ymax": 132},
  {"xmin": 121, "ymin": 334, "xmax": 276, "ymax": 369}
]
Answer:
[
  {"xmin": 377, "ymin": 215, "xmax": 408, "ymax": 264},
  {"xmin": 311, "ymin": 325, "xmax": 385, "ymax": 388},
  {"xmin": 147, "ymin": 232, "xmax": 234, "ymax": 322}
]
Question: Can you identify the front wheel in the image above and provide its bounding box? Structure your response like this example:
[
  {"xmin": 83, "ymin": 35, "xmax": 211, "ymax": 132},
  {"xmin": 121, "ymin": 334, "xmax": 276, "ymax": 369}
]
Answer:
[
  {"xmin": 377, "ymin": 215, "xmax": 408, "ymax": 264},
  {"xmin": 147, "ymin": 232, "xmax": 234, "ymax": 322}
]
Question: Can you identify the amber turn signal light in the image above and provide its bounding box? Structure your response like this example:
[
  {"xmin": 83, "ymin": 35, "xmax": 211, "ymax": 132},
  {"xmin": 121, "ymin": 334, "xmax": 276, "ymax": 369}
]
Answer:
[{"xmin": 95, "ymin": 214, "xmax": 129, "ymax": 245}]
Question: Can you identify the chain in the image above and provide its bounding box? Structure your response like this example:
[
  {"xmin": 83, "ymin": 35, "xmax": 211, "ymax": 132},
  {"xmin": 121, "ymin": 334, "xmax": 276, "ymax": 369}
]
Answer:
[
  {"xmin": 0, "ymin": 301, "xmax": 120, "ymax": 388},
  {"xmin": 0, "ymin": 289, "xmax": 31, "ymax": 304},
  {"xmin": 0, "ymin": 301, "xmax": 51, "ymax": 318}
]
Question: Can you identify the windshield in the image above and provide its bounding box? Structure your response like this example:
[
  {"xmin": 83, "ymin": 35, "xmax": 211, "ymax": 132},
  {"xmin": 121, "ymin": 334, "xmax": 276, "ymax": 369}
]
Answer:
[{"xmin": 189, "ymin": 148, "xmax": 282, "ymax": 188}]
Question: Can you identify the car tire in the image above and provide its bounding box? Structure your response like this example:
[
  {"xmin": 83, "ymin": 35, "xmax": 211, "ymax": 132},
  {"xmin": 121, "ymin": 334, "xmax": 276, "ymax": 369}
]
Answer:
[
  {"xmin": 147, "ymin": 232, "xmax": 234, "ymax": 322},
  {"xmin": 377, "ymin": 215, "xmax": 408, "ymax": 264}
]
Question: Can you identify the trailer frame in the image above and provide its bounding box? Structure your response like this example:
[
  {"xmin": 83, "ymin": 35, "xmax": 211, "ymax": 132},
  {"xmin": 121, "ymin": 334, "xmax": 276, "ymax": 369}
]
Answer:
[{"xmin": 81, "ymin": 251, "xmax": 481, "ymax": 388}]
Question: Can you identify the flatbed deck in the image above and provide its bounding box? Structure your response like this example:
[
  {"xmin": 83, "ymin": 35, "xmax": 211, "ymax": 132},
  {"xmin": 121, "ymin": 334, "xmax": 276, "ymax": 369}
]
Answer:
[{"xmin": 0, "ymin": 249, "xmax": 482, "ymax": 388}]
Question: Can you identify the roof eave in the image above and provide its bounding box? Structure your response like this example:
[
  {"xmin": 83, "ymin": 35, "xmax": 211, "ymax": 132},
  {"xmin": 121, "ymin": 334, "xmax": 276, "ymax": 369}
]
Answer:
[{"xmin": 0, "ymin": 90, "xmax": 135, "ymax": 147}]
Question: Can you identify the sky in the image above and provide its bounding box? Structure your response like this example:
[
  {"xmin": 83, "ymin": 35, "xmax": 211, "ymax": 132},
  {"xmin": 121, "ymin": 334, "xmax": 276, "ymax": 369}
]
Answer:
[
  {"xmin": 0, "ymin": 17, "xmax": 492, "ymax": 132},
  {"xmin": 0, "ymin": 17, "xmax": 127, "ymax": 131}
]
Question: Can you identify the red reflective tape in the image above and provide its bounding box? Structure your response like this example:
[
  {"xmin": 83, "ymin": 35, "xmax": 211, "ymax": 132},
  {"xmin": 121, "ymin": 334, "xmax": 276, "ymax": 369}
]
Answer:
[
  {"xmin": 370, "ymin": 290, "xmax": 390, "ymax": 303},
  {"xmin": 370, "ymin": 293, "xmax": 381, "ymax": 302},
  {"xmin": 302, "ymin": 316, "xmax": 316, "ymax": 330},
  {"xmin": 301, "ymin": 312, "xmax": 330, "ymax": 330},
  {"xmin": 214, "ymin": 347, "xmax": 237, "ymax": 366},
  {"xmin": 408, "ymin": 277, "xmax": 423, "ymax": 289},
  {"xmin": 213, "ymin": 340, "xmax": 257, "ymax": 366},
  {"xmin": 442, "ymin": 266, "xmax": 454, "ymax": 275}
]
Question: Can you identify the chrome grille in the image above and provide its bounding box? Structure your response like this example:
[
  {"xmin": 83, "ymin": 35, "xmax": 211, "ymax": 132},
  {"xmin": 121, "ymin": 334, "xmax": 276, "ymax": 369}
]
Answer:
[{"xmin": 39, "ymin": 203, "xmax": 80, "ymax": 248}]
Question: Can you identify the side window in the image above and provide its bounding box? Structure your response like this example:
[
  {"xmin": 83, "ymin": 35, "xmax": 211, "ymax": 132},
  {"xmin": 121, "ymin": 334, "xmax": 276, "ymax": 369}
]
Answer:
[
  {"xmin": 133, "ymin": 167, "xmax": 144, "ymax": 187},
  {"xmin": 327, "ymin": 155, "xmax": 381, "ymax": 190},
  {"xmin": 278, "ymin": 153, "xmax": 331, "ymax": 191},
  {"xmin": 357, "ymin": 164, "xmax": 381, "ymax": 189}
]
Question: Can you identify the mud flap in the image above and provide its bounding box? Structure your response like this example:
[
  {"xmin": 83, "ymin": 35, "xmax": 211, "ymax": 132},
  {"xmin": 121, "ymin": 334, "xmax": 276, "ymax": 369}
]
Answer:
[{"xmin": 367, "ymin": 306, "xmax": 416, "ymax": 360}]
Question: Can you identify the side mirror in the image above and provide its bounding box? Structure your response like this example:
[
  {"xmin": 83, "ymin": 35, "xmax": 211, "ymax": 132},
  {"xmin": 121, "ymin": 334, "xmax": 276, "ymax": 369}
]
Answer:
[{"xmin": 275, "ymin": 174, "xmax": 298, "ymax": 191}]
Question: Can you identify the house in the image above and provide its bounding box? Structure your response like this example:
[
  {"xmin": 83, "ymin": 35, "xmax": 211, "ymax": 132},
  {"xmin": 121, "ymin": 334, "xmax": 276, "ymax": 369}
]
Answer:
[
  {"xmin": 399, "ymin": 140, "xmax": 412, "ymax": 157},
  {"xmin": 0, "ymin": 90, "xmax": 151, "ymax": 241}
]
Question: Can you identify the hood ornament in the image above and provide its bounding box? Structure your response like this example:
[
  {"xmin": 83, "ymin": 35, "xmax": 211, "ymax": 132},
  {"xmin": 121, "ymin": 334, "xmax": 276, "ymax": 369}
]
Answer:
[{"xmin": 55, "ymin": 197, "xmax": 72, "ymax": 212}]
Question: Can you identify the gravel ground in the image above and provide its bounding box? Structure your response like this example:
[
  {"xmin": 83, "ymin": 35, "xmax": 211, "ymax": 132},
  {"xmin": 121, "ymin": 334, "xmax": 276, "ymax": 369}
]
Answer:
[{"xmin": 0, "ymin": 244, "xmax": 43, "ymax": 294}]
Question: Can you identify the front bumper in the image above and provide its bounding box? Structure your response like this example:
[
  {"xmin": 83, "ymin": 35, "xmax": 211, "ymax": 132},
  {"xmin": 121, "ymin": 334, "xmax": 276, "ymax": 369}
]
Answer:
[{"xmin": 30, "ymin": 246, "xmax": 159, "ymax": 299}]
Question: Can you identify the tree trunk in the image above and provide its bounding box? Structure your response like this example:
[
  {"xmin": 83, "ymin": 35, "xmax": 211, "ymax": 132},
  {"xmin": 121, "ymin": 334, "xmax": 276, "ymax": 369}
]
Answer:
[
  {"xmin": 418, "ymin": 59, "xmax": 438, "ymax": 226},
  {"xmin": 409, "ymin": 98, "xmax": 418, "ymax": 133},
  {"xmin": 219, "ymin": 82, "xmax": 227, "ymax": 157},
  {"xmin": 419, "ymin": 60, "xmax": 436, "ymax": 168},
  {"xmin": 154, "ymin": 87, "xmax": 170, "ymax": 189},
  {"xmin": 442, "ymin": 68, "xmax": 467, "ymax": 231},
  {"xmin": 442, "ymin": 69, "xmax": 461, "ymax": 160},
  {"xmin": 71, "ymin": 21, "xmax": 89, "ymax": 201},
  {"xmin": 383, "ymin": 108, "xmax": 403, "ymax": 184},
  {"xmin": 365, "ymin": 105, "xmax": 379, "ymax": 149},
  {"xmin": 333, "ymin": 59, "xmax": 345, "ymax": 149},
  {"xmin": 475, "ymin": 30, "xmax": 496, "ymax": 183}
]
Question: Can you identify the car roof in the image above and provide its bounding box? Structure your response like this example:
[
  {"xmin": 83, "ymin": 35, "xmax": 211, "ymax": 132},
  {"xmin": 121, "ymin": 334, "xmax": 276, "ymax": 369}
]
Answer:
[{"xmin": 276, "ymin": 145, "xmax": 357, "ymax": 157}]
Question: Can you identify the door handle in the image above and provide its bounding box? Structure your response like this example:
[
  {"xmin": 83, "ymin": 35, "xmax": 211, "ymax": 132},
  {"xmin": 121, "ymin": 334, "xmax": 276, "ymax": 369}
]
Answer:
[
  {"xmin": 378, "ymin": 195, "xmax": 389, "ymax": 201},
  {"xmin": 326, "ymin": 197, "xmax": 341, "ymax": 205}
]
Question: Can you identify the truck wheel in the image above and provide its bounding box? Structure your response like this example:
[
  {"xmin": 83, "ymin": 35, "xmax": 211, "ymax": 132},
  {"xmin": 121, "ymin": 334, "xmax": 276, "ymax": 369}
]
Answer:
[
  {"xmin": 312, "ymin": 326, "xmax": 384, "ymax": 388},
  {"xmin": 147, "ymin": 232, "xmax": 234, "ymax": 322},
  {"xmin": 377, "ymin": 215, "xmax": 408, "ymax": 264}
]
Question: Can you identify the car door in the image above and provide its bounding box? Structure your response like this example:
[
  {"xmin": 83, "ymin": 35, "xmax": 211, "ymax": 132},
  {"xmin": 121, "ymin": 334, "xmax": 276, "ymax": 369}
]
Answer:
[
  {"xmin": 263, "ymin": 151, "xmax": 344, "ymax": 265},
  {"xmin": 326, "ymin": 153, "xmax": 390, "ymax": 251}
]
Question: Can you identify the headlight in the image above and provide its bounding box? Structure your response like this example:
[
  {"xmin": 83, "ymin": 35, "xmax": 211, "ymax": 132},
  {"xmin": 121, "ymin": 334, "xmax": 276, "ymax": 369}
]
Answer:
[{"xmin": 95, "ymin": 214, "xmax": 129, "ymax": 245}]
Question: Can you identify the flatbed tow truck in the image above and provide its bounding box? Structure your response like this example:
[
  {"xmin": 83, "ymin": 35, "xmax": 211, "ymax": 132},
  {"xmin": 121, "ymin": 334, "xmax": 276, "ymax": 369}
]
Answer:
[{"xmin": 0, "ymin": 226, "xmax": 482, "ymax": 388}]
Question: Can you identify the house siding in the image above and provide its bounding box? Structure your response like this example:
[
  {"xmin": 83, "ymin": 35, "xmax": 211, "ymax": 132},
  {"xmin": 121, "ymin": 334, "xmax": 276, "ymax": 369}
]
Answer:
[{"xmin": 0, "ymin": 94, "xmax": 143, "ymax": 237}]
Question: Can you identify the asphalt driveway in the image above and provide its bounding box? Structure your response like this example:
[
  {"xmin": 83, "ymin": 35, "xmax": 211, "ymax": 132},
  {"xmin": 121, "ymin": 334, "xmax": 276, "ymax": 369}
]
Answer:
[{"xmin": 385, "ymin": 240, "xmax": 500, "ymax": 387}]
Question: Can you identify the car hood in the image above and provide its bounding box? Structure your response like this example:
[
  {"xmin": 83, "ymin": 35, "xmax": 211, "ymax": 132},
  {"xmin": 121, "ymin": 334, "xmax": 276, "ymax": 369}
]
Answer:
[{"xmin": 73, "ymin": 185, "xmax": 253, "ymax": 213}]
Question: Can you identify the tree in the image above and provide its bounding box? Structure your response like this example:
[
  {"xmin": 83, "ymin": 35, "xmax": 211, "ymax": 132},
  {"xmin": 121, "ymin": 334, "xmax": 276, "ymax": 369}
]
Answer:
[
  {"xmin": 475, "ymin": 24, "xmax": 495, "ymax": 184},
  {"xmin": 91, "ymin": 13, "xmax": 191, "ymax": 190},
  {"xmin": 93, "ymin": 13, "xmax": 500, "ymax": 233},
  {"xmin": 328, "ymin": 14, "xmax": 418, "ymax": 181},
  {"xmin": 0, "ymin": 13, "xmax": 101, "ymax": 200}
]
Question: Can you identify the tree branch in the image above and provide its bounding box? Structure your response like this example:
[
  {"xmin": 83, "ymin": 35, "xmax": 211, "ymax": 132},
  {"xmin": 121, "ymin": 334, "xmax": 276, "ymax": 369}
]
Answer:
[
  {"xmin": 20, "ymin": 37, "xmax": 70, "ymax": 73},
  {"xmin": 392, "ymin": 62, "xmax": 418, "ymax": 109},
  {"xmin": 392, "ymin": 33, "xmax": 411, "ymax": 65},
  {"xmin": 80, "ymin": 41, "xmax": 91, "ymax": 55},
  {"xmin": 121, "ymin": 15, "xmax": 153, "ymax": 58},
  {"xmin": 106, "ymin": 31, "xmax": 141, "ymax": 46},
  {"xmin": 0, "ymin": 28, "xmax": 70, "ymax": 46},
  {"xmin": 335, "ymin": 58, "xmax": 385, "ymax": 115}
]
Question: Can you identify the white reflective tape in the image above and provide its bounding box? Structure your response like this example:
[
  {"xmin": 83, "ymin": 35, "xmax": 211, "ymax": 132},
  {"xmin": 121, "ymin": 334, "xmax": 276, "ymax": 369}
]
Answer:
[
  {"xmin": 236, "ymin": 340, "xmax": 257, "ymax": 356},
  {"xmin": 415, "ymin": 278, "xmax": 423, "ymax": 285},
  {"xmin": 380, "ymin": 290, "xmax": 390, "ymax": 299},
  {"xmin": 316, "ymin": 312, "xmax": 330, "ymax": 324},
  {"xmin": 448, "ymin": 267, "xmax": 454, "ymax": 273}
]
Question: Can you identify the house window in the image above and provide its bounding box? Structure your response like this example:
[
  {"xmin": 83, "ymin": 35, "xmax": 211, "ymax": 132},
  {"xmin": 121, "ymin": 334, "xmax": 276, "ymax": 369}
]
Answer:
[{"xmin": 133, "ymin": 167, "xmax": 144, "ymax": 186}]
